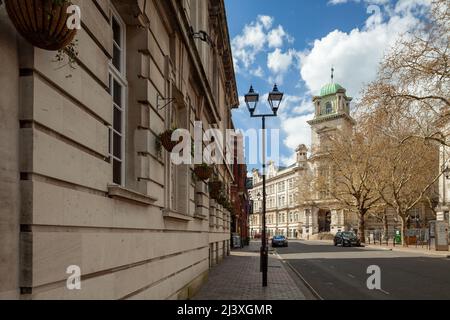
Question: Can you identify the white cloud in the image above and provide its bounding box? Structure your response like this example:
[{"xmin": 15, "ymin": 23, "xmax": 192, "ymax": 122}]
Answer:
[
  {"xmin": 258, "ymin": 15, "xmax": 274, "ymax": 30},
  {"xmin": 231, "ymin": 18, "xmax": 268, "ymax": 69},
  {"xmin": 281, "ymin": 113, "xmax": 313, "ymax": 156},
  {"xmin": 394, "ymin": 0, "xmax": 432, "ymax": 14},
  {"xmin": 273, "ymin": 94, "xmax": 315, "ymax": 166},
  {"xmin": 232, "ymin": 16, "xmax": 295, "ymax": 76},
  {"xmin": 267, "ymin": 49, "xmax": 296, "ymax": 74},
  {"xmin": 250, "ymin": 66, "xmax": 264, "ymax": 78},
  {"xmin": 299, "ymin": 5, "xmax": 425, "ymax": 99},
  {"xmin": 267, "ymin": 25, "xmax": 293, "ymax": 48}
]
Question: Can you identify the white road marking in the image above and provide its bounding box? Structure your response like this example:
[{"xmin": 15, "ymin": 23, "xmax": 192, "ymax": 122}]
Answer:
[
  {"xmin": 378, "ymin": 289, "xmax": 390, "ymax": 295},
  {"xmin": 347, "ymin": 274, "xmax": 356, "ymax": 279}
]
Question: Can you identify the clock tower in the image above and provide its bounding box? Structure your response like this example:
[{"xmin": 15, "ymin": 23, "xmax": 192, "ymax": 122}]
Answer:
[{"xmin": 307, "ymin": 71, "xmax": 355, "ymax": 157}]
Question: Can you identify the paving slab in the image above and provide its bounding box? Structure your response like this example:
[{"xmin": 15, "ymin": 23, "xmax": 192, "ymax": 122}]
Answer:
[{"xmin": 193, "ymin": 242, "xmax": 306, "ymax": 300}]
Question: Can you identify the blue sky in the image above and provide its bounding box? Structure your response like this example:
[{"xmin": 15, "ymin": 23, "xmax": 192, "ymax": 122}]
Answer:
[{"xmin": 224, "ymin": 0, "xmax": 431, "ymax": 172}]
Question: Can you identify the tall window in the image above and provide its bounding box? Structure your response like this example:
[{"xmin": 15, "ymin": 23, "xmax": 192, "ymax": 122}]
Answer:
[
  {"xmin": 109, "ymin": 9, "xmax": 127, "ymax": 185},
  {"xmin": 288, "ymin": 178, "xmax": 294, "ymax": 189},
  {"xmin": 325, "ymin": 102, "xmax": 333, "ymax": 114}
]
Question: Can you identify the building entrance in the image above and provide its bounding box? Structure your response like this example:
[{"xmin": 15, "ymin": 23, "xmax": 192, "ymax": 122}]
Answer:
[{"xmin": 318, "ymin": 210, "xmax": 332, "ymax": 233}]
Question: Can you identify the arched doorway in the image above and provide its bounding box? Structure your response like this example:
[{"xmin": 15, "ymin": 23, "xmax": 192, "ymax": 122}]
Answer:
[{"xmin": 318, "ymin": 210, "xmax": 331, "ymax": 233}]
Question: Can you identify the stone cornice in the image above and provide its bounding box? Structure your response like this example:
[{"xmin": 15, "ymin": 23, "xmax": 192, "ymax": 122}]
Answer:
[
  {"xmin": 211, "ymin": 0, "xmax": 239, "ymax": 108},
  {"xmin": 307, "ymin": 113, "xmax": 356, "ymax": 126},
  {"xmin": 251, "ymin": 167, "xmax": 303, "ymax": 189},
  {"xmin": 108, "ymin": 185, "xmax": 157, "ymax": 206}
]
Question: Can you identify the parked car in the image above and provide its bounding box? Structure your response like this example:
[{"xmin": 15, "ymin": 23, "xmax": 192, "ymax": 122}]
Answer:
[
  {"xmin": 334, "ymin": 231, "xmax": 361, "ymax": 247},
  {"xmin": 271, "ymin": 235, "xmax": 288, "ymax": 247}
]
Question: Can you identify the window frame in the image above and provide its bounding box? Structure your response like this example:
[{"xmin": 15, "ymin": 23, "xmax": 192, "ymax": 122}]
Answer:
[
  {"xmin": 109, "ymin": 6, "xmax": 128, "ymax": 186},
  {"xmin": 325, "ymin": 101, "xmax": 333, "ymax": 114}
]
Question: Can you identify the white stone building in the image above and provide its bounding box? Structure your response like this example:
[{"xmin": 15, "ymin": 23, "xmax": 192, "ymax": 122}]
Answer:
[{"xmin": 249, "ymin": 156, "xmax": 303, "ymax": 239}]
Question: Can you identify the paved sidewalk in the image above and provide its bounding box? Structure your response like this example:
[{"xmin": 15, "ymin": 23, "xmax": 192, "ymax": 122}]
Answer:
[
  {"xmin": 193, "ymin": 242, "xmax": 306, "ymax": 300},
  {"xmin": 365, "ymin": 243, "xmax": 450, "ymax": 257}
]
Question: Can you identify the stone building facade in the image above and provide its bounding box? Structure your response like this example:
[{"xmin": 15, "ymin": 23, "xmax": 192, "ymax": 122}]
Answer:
[
  {"xmin": 436, "ymin": 121, "xmax": 450, "ymax": 225},
  {"xmin": 249, "ymin": 160, "xmax": 302, "ymax": 239},
  {"xmin": 0, "ymin": 0, "xmax": 239, "ymax": 299}
]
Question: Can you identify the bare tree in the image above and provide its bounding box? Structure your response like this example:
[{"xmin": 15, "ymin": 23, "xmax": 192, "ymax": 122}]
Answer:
[
  {"xmin": 360, "ymin": 0, "xmax": 450, "ymax": 146},
  {"xmin": 355, "ymin": 0, "xmax": 448, "ymax": 245},
  {"xmin": 316, "ymin": 127, "xmax": 384, "ymax": 243},
  {"xmin": 370, "ymin": 119, "xmax": 441, "ymax": 246},
  {"xmin": 297, "ymin": 162, "xmax": 317, "ymax": 207}
]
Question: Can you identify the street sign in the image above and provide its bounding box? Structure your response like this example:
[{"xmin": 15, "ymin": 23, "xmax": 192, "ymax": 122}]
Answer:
[{"xmin": 435, "ymin": 221, "xmax": 449, "ymax": 251}]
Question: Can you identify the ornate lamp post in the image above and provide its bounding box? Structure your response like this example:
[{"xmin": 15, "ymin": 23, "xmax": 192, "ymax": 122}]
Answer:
[{"xmin": 245, "ymin": 84, "xmax": 284, "ymax": 287}]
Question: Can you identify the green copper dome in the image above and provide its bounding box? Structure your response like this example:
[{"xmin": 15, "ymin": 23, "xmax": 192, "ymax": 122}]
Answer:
[{"xmin": 320, "ymin": 83, "xmax": 345, "ymax": 97}]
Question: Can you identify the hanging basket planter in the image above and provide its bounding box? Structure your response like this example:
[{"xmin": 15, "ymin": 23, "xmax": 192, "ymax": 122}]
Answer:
[
  {"xmin": 208, "ymin": 180, "xmax": 223, "ymax": 196},
  {"xmin": 209, "ymin": 189, "xmax": 221, "ymax": 201},
  {"xmin": 158, "ymin": 129, "xmax": 181, "ymax": 153},
  {"xmin": 5, "ymin": 0, "xmax": 78, "ymax": 51},
  {"xmin": 217, "ymin": 194, "xmax": 228, "ymax": 207},
  {"xmin": 194, "ymin": 164, "xmax": 213, "ymax": 181}
]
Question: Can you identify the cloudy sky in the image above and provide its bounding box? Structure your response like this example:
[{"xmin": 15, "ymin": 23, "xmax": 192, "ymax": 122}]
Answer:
[{"xmin": 225, "ymin": 0, "xmax": 432, "ymax": 171}]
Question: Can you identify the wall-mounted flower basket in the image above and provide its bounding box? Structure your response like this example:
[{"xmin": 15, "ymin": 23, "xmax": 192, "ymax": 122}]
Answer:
[
  {"xmin": 217, "ymin": 194, "xmax": 228, "ymax": 207},
  {"xmin": 208, "ymin": 180, "xmax": 223, "ymax": 197},
  {"xmin": 5, "ymin": 0, "xmax": 77, "ymax": 51},
  {"xmin": 158, "ymin": 129, "xmax": 180, "ymax": 152},
  {"xmin": 194, "ymin": 164, "xmax": 213, "ymax": 181}
]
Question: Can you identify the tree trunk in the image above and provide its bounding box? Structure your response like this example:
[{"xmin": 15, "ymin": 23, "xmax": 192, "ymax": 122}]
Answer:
[
  {"xmin": 358, "ymin": 212, "xmax": 366, "ymax": 243},
  {"xmin": 384, "ymin": 213, "xmax": 389, "ymax": 244},
  {"xmin": 400, "ymin": 215, "xmax": 408, "ymax": 247}
]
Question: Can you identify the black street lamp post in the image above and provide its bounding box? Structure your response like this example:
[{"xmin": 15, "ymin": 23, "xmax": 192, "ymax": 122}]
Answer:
[{"xmin": 245, "ymin": 84, "xmax": 283, "ymax": 287}]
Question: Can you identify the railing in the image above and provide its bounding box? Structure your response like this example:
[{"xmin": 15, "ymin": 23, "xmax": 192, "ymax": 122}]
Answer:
[{"xmin": 365, "ymin": 228, "xmax": 434, "ymax": 249}]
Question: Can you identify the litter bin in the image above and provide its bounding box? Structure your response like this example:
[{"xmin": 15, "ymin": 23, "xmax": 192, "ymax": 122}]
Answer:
[{"xmin": 231, "ymin": 233, "xmax": 241, "ymax": 249}]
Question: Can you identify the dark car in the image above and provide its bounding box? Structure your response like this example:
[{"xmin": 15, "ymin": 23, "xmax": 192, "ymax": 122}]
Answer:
[
  {"xmin": 334, "ymin": 231, "xmax": 361, "ymax": 247},
  {"xmin": 271, "ymin": 235, "xmax": 288, "ymax": 247}
]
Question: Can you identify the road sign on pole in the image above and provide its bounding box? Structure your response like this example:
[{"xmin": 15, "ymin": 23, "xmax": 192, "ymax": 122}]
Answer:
[{"xmin": 435, "ymin": 221, "xmax": 449, "ymax": 251}]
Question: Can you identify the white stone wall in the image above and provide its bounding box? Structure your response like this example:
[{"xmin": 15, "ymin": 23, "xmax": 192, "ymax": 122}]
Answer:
[
  {"xmin": 0, "ymin": 6, "xmax": 20, "ymax": 299},
  {"xmin": 249, "ymin": 163, "xmax": 303, "ymax": 239}
]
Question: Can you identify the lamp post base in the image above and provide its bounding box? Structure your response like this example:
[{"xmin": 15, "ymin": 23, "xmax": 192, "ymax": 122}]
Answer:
[{"xmin": 261, "ymin": 246, "xmax": 268, "ymax": 287}]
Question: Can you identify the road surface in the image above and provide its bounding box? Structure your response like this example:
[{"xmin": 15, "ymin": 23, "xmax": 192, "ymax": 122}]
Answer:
[{"xmin": 275, "ymin": 240, "xmax": 450, "ymax": 300}]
